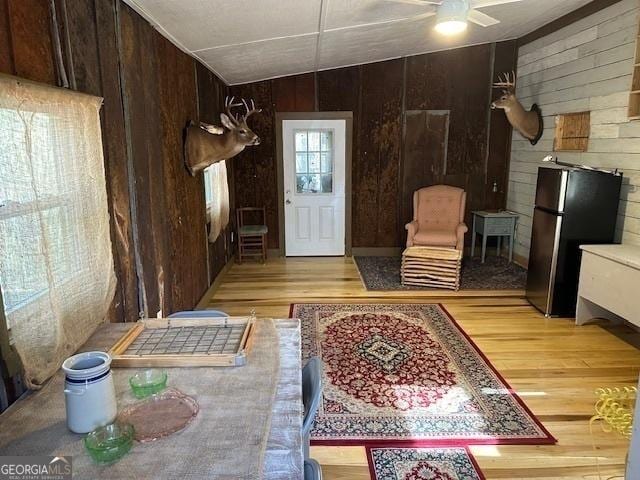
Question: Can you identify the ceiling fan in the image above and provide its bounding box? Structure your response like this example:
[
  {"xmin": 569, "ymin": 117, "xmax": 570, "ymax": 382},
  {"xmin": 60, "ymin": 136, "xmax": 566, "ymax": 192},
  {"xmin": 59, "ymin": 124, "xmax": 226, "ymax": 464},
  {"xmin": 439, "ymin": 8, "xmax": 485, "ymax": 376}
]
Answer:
[{"xmin": 385, "ymin": 0, "xmax": 524, "ymax": 35}]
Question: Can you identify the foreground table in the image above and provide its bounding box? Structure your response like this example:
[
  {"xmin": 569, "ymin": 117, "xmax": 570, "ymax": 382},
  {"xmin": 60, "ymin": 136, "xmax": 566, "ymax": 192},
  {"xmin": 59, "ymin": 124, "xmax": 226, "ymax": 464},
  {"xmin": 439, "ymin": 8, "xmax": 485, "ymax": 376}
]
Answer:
[{"xmin": 0, "ymin": 319, "xmax": 303, "ymax": 479}]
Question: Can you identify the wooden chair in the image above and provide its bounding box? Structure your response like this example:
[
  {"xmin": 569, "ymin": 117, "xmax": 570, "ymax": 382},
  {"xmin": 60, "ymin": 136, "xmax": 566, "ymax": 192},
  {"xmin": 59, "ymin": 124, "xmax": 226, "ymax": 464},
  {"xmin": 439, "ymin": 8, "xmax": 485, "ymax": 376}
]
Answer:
[
  {"xmin": 236, "ymin": 207, "xmax": 268, "ymax": 263},
  {"xmin": 302, "ymin": 356, "xmax": 323, "ymax": 460}
]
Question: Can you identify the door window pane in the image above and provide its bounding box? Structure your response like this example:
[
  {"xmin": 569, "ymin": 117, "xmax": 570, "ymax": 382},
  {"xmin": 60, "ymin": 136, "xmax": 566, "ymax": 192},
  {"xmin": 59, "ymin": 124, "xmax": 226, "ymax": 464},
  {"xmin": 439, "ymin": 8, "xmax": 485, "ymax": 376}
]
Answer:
[
  {"xmin": 295, "ymin": 131, "xmax": 307, "ymax": 151},
  {"xmin": 293, "ymin": 129, "xmax": 333, "ymax": 194},
  {"xmin": 308, "ymin": 153, "xmax": 320, "ymax": 173},
  {"xmin": 295, "ymin": 153, "xmax": 307, "ymax": 173}
]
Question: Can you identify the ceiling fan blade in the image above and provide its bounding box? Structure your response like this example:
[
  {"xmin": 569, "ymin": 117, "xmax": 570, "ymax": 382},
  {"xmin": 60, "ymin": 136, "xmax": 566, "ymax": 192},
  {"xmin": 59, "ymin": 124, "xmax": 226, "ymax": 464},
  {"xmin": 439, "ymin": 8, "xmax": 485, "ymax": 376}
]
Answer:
[
  {"xmin": 471, "ymin": 0, "xmax": 522, "ymax": 8},
  {"xmin": 385, "ymin": 0, "xmax": 441, "ymax": 6},
  {"xmin": 468, "ymin": 9, "xmax": 500, "ymax": 27},
  {"xmin": 324, "ymin": 11, "xmax": 436, "ymax": 33}
]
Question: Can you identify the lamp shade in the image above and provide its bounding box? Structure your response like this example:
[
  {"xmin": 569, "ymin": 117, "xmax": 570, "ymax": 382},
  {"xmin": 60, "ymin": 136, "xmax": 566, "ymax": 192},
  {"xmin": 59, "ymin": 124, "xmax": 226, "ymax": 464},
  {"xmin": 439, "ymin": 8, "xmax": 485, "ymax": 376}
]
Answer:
[{"xmin": 435, "ymin": 0, "xmax": 469, "ymax": 35}]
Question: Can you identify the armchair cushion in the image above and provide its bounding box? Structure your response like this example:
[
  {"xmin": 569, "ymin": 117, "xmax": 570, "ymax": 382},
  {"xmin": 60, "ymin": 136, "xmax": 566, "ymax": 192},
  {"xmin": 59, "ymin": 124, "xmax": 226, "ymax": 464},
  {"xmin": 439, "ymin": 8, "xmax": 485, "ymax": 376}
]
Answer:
[
  {"xmin": 413, "ymin": 229, "xmax": 457, "ymax": 246},
  {"xmin": 406, "ymin": 185, "xmax": 467, "ymax": 250}
]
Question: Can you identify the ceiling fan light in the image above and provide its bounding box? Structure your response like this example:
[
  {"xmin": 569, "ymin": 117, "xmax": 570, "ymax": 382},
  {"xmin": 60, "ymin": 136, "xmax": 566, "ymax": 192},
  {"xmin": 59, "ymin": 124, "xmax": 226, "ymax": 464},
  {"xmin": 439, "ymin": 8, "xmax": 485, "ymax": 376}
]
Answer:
[
  {"xmin": 434, "ymin": 20, "xmax": 467, "ymax": 35},
  {"xmin": 435, "ymin": 0, "xmax": 469, "ymax": 36}
]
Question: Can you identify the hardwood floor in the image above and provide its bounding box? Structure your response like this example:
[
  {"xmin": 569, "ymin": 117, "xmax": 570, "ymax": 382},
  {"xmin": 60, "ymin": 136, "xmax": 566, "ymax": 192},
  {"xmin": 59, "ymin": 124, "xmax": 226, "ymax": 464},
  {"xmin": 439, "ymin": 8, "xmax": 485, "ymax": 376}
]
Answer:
[{"xmin": 200, "ymin": 257, "xmax": 640, "ymax": 480}]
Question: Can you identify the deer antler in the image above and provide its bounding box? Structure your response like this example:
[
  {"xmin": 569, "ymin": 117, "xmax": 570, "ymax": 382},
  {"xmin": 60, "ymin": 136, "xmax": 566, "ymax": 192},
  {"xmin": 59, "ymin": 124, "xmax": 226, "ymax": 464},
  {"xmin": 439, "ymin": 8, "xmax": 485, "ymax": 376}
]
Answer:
[
  {"xmin": 241, "ymin": 98, "xmax": 262, "ymax": 121},
  {"xmin": 492, "ymin": 71, "xmax": 516, "ymax": 92},
  {"xmin": 224, "ymin": 96, "xmax": 244, "ymax": 125}
]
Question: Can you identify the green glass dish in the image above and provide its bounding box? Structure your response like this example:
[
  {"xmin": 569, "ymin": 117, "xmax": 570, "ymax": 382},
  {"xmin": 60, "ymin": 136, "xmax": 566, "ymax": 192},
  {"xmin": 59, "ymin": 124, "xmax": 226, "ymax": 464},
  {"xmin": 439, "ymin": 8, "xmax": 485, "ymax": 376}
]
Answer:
[
  {"xmin": 84, "ymin": 423, "xmax": 134, "ymax": 464},
  {"xmin": 129, "ymin": 369, "xmax": 168, "ymax": 398}
]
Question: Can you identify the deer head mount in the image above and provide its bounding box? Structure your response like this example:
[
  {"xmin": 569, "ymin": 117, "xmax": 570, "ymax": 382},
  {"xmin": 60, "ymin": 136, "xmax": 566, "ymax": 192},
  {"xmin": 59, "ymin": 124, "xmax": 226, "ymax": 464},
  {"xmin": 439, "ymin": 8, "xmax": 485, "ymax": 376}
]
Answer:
[
  {"xmin": 491, "ymin": 71, "xmax": 543, "ymax": 145},
  {"xmin": 184, "ymin": 96, "xmax": 262, "ymax": 176}
]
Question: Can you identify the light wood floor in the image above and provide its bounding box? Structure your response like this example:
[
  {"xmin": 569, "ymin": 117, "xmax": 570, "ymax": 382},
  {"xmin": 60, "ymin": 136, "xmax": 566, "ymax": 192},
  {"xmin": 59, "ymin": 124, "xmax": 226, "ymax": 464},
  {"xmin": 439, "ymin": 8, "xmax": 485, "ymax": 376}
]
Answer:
[{"xmin": 201, "ymin": 257, "xmax": 640, "ymax": 480}]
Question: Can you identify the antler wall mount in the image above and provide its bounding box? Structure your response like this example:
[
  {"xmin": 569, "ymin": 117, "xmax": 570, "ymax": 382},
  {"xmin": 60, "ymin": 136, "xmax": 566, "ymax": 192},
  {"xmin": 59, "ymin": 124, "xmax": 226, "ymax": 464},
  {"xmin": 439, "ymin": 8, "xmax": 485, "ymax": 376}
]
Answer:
[
  {"xmin": 491, "ymin": 71, "xmax": 543, "ymax": 145},
  {"xmin": 184, "ymin": 96, "xmax": 262, "ymax": 176}
]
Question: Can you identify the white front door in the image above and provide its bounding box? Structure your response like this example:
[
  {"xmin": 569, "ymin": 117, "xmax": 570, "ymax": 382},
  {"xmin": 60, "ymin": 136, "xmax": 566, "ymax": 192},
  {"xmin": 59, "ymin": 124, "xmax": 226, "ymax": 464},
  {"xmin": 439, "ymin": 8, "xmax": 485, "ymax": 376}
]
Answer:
[{"xmin": 283, "ymin": 120, "xmax": 346, "ymax": 256}]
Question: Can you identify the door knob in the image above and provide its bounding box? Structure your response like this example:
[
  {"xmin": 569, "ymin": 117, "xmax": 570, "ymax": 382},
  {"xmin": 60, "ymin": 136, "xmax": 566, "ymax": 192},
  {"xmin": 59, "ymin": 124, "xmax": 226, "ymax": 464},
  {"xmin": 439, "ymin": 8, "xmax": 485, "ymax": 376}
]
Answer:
[{"xmin": 286, "ymin": 199, "xmax": 291, "ymax": 205}]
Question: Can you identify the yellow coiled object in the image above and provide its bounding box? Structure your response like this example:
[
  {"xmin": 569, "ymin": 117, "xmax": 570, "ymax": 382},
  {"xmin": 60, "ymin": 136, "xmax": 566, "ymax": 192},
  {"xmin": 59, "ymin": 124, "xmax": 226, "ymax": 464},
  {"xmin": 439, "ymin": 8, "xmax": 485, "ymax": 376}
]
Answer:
[{"xmin": 591, "ymin": 386, "xmax": 637, "ymax": 438}]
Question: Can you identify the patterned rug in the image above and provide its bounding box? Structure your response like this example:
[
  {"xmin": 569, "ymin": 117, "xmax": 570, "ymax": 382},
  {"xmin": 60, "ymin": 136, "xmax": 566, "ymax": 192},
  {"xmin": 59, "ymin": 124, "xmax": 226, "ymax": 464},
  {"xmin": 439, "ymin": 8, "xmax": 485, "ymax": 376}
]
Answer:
[
  {"xmin": 292, "ymin": 303, "xmax": 555, "ymax": 446},
  {"xmin": 367, "ymin": 446, "xmax": 485, "ymax": 480},
  {"xmin": 354, "ymin": 256, "xmax": 526, "ymax": 291}
]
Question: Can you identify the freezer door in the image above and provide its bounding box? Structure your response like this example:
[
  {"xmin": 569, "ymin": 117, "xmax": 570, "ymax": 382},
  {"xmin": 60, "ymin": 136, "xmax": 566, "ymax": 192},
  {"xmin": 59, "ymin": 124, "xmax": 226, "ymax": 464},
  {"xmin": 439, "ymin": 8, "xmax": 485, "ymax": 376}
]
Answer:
[
  {"xmin": 535, "ymin": 167, "xmax": 568, "ymax": 213},
  {"xmin": 526, "ymin": 208, "xmax": 563, "ymax": 315}
]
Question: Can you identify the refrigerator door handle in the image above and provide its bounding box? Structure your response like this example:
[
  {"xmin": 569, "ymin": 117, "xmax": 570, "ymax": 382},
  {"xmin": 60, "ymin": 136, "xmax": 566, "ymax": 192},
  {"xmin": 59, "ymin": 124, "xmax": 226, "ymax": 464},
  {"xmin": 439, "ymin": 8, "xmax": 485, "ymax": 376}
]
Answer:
[{"xmin": 545, "ymin": 214, "xmax": 564, "ymax": 316}]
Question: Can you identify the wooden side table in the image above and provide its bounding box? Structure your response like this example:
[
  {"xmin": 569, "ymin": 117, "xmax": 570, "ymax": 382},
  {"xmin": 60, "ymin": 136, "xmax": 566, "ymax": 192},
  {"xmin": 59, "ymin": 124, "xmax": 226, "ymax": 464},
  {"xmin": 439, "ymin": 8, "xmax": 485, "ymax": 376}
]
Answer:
[{"xmin": 471, "ymin": 211, "xmax": 518, "ymax": 263}]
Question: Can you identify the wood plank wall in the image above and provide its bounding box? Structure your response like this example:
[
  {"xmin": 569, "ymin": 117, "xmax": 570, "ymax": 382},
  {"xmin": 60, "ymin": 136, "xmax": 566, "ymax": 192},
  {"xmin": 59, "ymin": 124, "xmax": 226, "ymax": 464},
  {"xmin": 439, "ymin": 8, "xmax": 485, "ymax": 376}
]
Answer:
[
  {"xmin": 0, "ymin": 0, "xmax": 228, "ymax": 321},
  {"xmin": 508, "ymin": 0, "xmax": 640, "ymax": 262},
  {"xmin": 230, "ymin": 42, "xmax": 518, "ymax": 249},
  {"xmin": 196, "ymin": 62, "xmax": 235, "ymax": 281}
]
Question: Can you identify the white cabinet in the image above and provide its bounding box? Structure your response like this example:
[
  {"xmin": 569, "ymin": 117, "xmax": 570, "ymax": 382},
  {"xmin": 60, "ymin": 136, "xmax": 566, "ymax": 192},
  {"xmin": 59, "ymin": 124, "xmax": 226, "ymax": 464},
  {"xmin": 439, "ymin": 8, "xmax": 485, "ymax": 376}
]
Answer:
[{"xmin": 576, "ymin": 245, "xmax": 640, "ymax": 327}]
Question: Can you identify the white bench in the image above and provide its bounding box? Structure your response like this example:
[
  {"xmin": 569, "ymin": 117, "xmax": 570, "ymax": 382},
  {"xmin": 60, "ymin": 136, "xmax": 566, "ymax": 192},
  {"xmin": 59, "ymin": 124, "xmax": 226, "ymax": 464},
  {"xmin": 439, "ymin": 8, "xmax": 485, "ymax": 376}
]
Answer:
[{"xmin": 576, "ymin": 244, "xmax": 640, "ymax": 328}]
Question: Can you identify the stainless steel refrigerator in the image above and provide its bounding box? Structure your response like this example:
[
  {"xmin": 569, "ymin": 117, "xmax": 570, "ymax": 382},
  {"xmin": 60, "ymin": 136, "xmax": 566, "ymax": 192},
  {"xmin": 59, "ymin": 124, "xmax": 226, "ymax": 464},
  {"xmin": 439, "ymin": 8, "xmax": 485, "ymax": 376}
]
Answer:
[{"xmin": 526, "ymin": 167, "xmax": 622, "ymax": 317}]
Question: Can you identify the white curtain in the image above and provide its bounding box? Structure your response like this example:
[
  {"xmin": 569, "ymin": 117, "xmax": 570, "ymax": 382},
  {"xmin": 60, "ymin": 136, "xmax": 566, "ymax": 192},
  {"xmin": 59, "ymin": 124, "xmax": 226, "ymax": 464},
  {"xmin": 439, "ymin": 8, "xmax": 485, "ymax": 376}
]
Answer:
[
  {"xmin": 0, "ymin": 75, "xmax": 116, "ymax": 388},
  {"xmin": 205, "ymin": 160, "xmax": 230, "ymax": 242}
]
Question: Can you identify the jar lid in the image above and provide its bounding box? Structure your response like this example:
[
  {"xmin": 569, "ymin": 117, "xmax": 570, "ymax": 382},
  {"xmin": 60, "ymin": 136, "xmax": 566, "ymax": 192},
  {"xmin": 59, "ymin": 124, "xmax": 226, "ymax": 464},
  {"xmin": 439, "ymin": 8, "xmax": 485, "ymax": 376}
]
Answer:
[{"xmin": 62, "ymin": 351, "xmax": 112, "ymax": 380}]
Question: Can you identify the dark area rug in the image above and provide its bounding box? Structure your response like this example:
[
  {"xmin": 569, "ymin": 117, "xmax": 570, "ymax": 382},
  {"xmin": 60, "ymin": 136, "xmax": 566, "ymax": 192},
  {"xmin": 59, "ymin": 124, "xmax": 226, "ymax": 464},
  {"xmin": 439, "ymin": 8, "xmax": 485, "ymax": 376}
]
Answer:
[{"xmin": 354, "ymin": 255, "xmax": 526, "ymax": 291}]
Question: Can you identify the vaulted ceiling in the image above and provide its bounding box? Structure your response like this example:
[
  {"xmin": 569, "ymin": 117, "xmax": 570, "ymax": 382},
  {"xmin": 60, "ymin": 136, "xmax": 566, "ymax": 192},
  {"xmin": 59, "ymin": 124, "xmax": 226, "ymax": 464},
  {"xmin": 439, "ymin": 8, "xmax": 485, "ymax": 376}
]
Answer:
[{"xmin": 124, "ymin": 0, "xmax": 593, "ymax": 85}]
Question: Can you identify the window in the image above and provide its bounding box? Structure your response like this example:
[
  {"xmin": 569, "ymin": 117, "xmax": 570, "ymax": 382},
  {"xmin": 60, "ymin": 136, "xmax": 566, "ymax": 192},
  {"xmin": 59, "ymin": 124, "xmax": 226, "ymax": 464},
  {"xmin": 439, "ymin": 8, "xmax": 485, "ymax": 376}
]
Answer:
[
  {"xmin": 0, "ymin": 108, "xmax": 80, "ymax": 313},
  {"xmin": 203, "ymin": 161, "xmax": 229, "ymax": 242},
  {"xmin": 294, "ymin": 130, "xmax": 333, "ymax": 194},
  {"xmin": 0, "ymin": 76, "xmax": 116, "ymax": 388},
  {"xmin": 554, "ymin": 112, "xmax": 590, "ymax": 152}
]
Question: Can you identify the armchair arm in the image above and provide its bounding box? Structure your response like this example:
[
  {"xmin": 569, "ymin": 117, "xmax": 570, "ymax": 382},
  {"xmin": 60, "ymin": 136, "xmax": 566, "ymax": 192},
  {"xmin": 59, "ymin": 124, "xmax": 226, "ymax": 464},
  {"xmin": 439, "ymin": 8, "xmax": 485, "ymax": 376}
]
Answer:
[
  {"xmin": 455, "ymin": 223, "xmax": 468, "ymax": 251},
  {"xmin": 405, "ymin": 221, "xmax": 418, "ymax": 248}
]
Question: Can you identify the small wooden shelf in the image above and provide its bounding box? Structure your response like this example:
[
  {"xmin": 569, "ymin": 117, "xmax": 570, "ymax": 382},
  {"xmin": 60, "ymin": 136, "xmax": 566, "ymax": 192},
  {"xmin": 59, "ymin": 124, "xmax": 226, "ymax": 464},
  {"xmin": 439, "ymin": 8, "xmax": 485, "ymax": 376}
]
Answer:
[{"xmin": 554, "ymin": 111, "xmax": 590, "ymax": 152}]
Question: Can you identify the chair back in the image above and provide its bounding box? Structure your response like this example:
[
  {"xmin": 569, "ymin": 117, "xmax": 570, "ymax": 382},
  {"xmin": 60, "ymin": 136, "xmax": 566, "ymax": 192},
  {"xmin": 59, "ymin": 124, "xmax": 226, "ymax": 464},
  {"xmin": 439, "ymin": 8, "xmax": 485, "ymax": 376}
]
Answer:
[
  {"xmin": 236, "ymin": 207, "xmax": 266, "ymax": 228},
  {"xmin": 413, "ymin": 185, "xmax": 466, "ymax": 231},
  {"xmin": 302, "ymin": 356, "xmax": 323, "ymax": 458},
  {"xmin": 304, "ymin": 458, "xmax": 323, "ymax": 480}
]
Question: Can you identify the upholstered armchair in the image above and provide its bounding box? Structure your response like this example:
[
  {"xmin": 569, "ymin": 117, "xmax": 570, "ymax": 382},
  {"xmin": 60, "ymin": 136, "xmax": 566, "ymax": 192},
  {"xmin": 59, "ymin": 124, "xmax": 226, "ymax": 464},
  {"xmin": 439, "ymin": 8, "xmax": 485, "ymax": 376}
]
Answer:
[{"xmin": 405, "ymin": 185, "xmax": 468, "ymax": 250}]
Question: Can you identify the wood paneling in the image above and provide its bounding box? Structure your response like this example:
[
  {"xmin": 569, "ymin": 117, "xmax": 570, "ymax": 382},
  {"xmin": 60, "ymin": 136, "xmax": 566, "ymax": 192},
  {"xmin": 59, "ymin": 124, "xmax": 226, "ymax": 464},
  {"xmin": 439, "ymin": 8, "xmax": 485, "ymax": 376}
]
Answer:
[
  {"xmin": 358, "ymin": 59, "xmax": 403, "ymax": 247},
  {"xmin": 232, "ymin": 44, "xmax": 515, "ymax": 250},
  {"xmin": 518, "ymin": 0, "xmax": 624, "ymax": 47},
  {"xmin": 0, "ymin": 0, "xmax": 224, "ymax": 321},
  {"xmin": 401, "ymin": 110, "xmax": 450, "ymax": 227},
  {"xmin": 0, "ymin": 0, "xmax": 14, "ymax": 74},
  {"xmin": 487, "ymin": 40, "xmax": 517, "ymax": 211},
  {"xmin": 229, "ymin": 81, "xmax": 279, "ymax": 249},
  {"xmin": 155, "ymin": 33, "xmax": 208, "ymax": 313},
  {"xmin": 4, "ymin": 0, "xmax": 56, "ymax": 84},
  {"xmin": 507, "ymin": 0, "xmax": 640, "ymax": 259},
  {"xmin": 196, "ymin": 62, "xmax": 235, "ymax": 282},
  {"xmin": 94, "ymin": 0, "xmax": 138, "ymax": 322},
  {"xmin": 118, "ymin": 3, "xmax": 169, "ymax": 317},
  {"xmin": 273, "ymin": 73, "xmax": 316, "ymax": 112},
  {"xmin": 406, "ymin": 44, "xmax": 494, "ymax": 234}
]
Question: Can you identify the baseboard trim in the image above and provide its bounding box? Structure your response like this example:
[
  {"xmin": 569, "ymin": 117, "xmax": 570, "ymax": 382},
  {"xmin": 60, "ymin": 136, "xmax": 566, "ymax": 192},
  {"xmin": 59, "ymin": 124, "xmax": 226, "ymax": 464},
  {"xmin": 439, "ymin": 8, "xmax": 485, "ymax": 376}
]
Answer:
[
  {"xmin": 196, "ymin": 256, "xmax": 235, "ymax": 310},
  {"xmin": 352, "ymin": 247, "xmax": 403, "ymax": 257}
]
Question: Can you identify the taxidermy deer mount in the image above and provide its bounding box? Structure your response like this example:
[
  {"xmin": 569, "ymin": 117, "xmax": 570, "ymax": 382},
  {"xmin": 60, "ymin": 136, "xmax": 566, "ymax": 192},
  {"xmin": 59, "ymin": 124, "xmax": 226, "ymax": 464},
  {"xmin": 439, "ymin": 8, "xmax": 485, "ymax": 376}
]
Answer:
[
  {"xmin": 491, "ymin": 72, "xmax": 543, "ymax": 145},
  {"xmin": 184, "ymin": 96, "xmax": 261, "ymax": 176}
]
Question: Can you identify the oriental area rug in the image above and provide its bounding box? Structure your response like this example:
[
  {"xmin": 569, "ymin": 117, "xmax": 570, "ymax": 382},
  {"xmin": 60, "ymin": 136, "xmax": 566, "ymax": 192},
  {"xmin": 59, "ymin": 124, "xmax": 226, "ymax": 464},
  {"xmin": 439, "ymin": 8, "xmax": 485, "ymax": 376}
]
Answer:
[
  {"xmin": 367, "ymin": 446, "xmax": 485, "ymax": 480},
  {"xmin": 291, "ymin": 303, "xmax": 555, "ymax": 446}
]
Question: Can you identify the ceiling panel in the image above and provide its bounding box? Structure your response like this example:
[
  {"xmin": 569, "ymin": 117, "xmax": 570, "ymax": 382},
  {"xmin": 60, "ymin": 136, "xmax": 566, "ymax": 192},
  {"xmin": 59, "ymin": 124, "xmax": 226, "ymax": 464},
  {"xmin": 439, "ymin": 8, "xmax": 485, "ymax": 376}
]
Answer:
[
  {"xmin": 124, "ymin": 0, "xmax": 596, "ymax": 84},
  {"xmin": 196, "ymin": 34, "xmax": 319, "ymax": 85},
  {"xmin": 324, "ymin": 0, "xmax": 431, "ymax": 30},
  {"xmin": 129, "ymin": 0, "xmax": 322, "ymax": 51}
]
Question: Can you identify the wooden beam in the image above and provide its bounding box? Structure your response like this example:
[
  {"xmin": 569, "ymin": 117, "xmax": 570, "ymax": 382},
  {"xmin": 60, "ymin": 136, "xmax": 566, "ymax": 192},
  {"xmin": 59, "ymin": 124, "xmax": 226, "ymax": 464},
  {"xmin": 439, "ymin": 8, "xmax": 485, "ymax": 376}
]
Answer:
[{"xmin": 518, "ymin": 0, "xmax": 624, "ymax": 47}]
